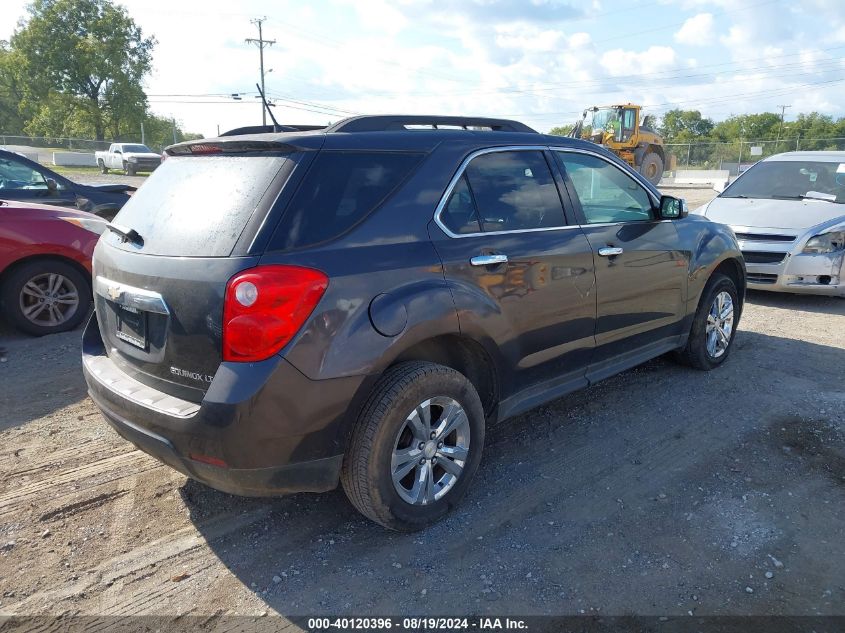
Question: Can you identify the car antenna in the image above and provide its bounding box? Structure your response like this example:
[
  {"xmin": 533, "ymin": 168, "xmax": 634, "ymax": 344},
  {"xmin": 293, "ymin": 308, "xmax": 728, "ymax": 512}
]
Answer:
[{"xmin": 256, "ymin": 83, "xmax": 281, "ymax": 132}]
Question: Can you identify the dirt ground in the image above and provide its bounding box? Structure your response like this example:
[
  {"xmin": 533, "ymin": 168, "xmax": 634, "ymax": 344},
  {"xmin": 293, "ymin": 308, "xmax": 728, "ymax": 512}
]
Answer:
[{"xmin": 0, "ymin": 187, "xmax": 843, "ymax": 623}]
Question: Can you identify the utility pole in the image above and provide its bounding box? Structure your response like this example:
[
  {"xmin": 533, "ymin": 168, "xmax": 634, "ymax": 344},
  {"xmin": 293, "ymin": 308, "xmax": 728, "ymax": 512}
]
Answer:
[
  {"xmin": 246, "ymin": 17, "xmax": 275, "ymax": 127},
  {"xmin": 775, "ymin": 104, "xmax": 791, "ymax": 151}
]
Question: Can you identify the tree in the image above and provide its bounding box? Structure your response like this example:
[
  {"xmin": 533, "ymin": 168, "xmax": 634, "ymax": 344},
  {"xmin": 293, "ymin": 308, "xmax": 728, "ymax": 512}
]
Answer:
[
  {"xmin": 0, "ymin": 42, "xmax": 29, "ymax": 135},
  {"xmin": 548, "ymin": 124, "xmax": 574, "ymax": 136},
  {"xmin": 658, "ymin": 109, "xmax": 714, "ymax": 142},
  {"xmin": 140, "ymin": 114, "xmax": 203, "ymax": 152},
  {"xmin": 12, "ymin": 0, "xmax": 155, "ymax": 140},
  {"xmin": 786, "ymin": 112, "xmax": 840, "ymax": 149},
  {"xmin": 711, "ymin": 113, "xmax": 782, "ymax": 141}
]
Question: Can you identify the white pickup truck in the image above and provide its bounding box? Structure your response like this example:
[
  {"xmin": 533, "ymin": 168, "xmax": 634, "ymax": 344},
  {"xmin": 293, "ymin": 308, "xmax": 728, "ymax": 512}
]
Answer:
[{"xmin": 95, "ymin": 143, "xmax": 162, "ymax": 176}]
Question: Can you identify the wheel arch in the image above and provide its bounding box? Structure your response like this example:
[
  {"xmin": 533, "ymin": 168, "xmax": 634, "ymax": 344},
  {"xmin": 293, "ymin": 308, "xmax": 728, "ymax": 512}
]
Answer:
[
  {"xmin": 389, "ymin": 334, "xmax": 500, "ymax": 419},
  {"xmin": 0, "ymin": 253, "xmax": 92, "ymax": 294},
  {"xmin": 333, "ymin": 333, "xmax": 501, "ymax": 460},
  {"xmin": 712, "ymin": 256, "xmax": 746, "ymax": 303}
]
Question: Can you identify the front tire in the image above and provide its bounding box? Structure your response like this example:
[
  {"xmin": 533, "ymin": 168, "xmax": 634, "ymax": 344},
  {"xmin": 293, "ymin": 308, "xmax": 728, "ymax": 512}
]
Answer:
[
  {"xmin": 122, "ymin": 162, "xmax": 135, "ymax": 176},
  {"xmin": 639, "ymin": 152, "xmax": 664, "ymax": 186},
  {"xmin": 341, "ymin": 361, "xmax": 485, "ymax": 531},
  {"xmin": 675, "ymin": 273, "xmax": 740, "ymax": 370},
  {"xmin": 1, "ymin": 259, "xmax": 91, "ymax": 336}
]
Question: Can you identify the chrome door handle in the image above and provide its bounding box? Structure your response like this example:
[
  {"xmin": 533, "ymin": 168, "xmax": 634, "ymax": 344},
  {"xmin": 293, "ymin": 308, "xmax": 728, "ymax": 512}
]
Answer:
[
  {"xmin": 470, "ymin": 254, "xmax": 509, "ymax": 266},
  {"xmin": 597, "ymin": 247, "xmax": 623, "ymax": 257}
]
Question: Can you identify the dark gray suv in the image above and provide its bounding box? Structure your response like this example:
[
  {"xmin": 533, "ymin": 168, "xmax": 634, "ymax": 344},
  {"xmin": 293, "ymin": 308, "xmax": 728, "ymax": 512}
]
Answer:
[{"xmin": 82, "ymin": 115, "xmax": 745, "ymax": 531}]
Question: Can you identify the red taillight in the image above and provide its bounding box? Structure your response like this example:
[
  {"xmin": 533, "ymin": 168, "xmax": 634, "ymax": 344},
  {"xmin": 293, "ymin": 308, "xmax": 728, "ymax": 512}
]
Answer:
[{"xmin": 223, "ymin": 265, "xmax": 328, "ymax": 362}]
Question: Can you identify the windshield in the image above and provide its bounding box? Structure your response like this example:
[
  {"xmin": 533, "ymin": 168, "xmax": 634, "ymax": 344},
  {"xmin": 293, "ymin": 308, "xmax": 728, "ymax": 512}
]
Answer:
[
  {"xmin": 589, "ymin": 108, "xmax": 619, "ymax": 133},
  {"xmin": 120, "ymin": 144, "xmax": 153, "ymax": 153},
  {"xmin": 722, "ymin": 160, "xmax": 845, "ymax": 203}
]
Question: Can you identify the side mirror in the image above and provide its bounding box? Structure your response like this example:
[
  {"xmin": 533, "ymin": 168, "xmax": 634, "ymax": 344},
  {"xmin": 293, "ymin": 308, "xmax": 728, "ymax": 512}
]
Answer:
[
  {"xmin": 45, "ymin": 178, "xmax": 58, "ymax": 192},
  {"xmin": 659, "ymin": 195, "xmax": 687, "ymax": 220}
]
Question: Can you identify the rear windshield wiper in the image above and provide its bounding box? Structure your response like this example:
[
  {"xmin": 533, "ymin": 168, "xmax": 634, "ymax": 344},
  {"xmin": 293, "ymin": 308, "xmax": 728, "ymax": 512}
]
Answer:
[{"xmin": 106, "ymin": 223, "xmax": 144, "ymax": 246}]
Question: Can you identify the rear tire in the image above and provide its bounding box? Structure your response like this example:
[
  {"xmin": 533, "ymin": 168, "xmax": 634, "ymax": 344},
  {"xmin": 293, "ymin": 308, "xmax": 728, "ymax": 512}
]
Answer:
[
  {"xmin": 639, "ymin": 152, "xmax": 664, "ymax": 186},
  {"xmin": 1, "ymin": 259, "xmax": 91, "ymax": 336},
  {"xmin": 341, "ymin": 361, "xmax": 485, "ymax": 531},
  {"xmin": 98, "ymin": 159, "xmax": 108, "ymax": 174},
  {"xmin": 675, "ymin": 273, "xmax": 739, "ymax": 370}
]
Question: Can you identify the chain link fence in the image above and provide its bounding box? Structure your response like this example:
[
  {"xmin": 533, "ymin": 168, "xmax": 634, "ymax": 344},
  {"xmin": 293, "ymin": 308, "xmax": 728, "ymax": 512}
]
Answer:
[
  {"xmin": 0, "ymin": 135, "xmax": 119, "ymax": 152},
  {"xmin": 666, "ymin": 137, "xmax": 845, "ymax": 175}
]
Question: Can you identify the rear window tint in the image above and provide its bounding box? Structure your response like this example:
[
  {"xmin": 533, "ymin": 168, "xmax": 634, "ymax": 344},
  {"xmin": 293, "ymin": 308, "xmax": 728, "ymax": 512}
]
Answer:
[
  {"xmin": 270, "ymin": 151, "xmax": 424, "ymax": 250},
  {"xmin": 110, "ymin": 155, "xmax": 288, "ymax": 256}
]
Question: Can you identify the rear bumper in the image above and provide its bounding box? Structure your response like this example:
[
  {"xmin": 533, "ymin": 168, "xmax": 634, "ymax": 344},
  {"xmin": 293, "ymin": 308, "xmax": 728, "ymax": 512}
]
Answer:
[{"xmin": 82, "ymin": 314, "xmax": 364, "ymax": 496}]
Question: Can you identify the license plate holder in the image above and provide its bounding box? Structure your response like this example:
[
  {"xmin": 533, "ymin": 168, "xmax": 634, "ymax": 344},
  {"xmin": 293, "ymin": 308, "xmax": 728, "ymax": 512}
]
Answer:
[{"xmin": 114, "ymin": 304, "xmax": 148, "ymax": 350}]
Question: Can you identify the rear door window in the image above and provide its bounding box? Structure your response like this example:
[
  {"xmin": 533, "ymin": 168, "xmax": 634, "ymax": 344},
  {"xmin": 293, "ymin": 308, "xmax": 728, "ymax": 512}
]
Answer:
[
  {"xmin": 109, "ymin": 155, "xmax": 290, "ymax": 256},
  {"xmin": 270, "ymin": 151, "xmax": 424, "ymax": 250},
  {"xmin": 462, "ymin": 150, "xmax": 565, "ymax": 232}
]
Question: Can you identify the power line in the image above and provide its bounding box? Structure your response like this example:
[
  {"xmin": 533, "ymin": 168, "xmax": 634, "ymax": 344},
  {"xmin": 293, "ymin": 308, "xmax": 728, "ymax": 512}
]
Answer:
[
  {"xmin": 495, "ymin": 76, "xmax": 845, "ymax": 121},
  {"xmin": 245, "ymin": 17, "xmax": 276, "ymax": 126},
  {"xmin": 775, "ymin": 104, "xmax": 792, "ymax": 147}
]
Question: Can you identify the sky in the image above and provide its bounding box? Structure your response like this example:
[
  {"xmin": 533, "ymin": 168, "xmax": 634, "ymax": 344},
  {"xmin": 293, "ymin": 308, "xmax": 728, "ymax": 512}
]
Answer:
[{"xmin": 2, "ymin": 0, "xmax": 845, "ymax": 138}]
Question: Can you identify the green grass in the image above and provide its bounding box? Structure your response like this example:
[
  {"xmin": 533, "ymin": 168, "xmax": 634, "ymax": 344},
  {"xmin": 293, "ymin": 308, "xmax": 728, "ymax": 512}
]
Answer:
[
  {"xmin": 49, "ymin": 165, "xmax": 101, "ymax": 175},
  {"xmin": 50, "ymin": 164, "xmax": 150, "ymax": 177}
]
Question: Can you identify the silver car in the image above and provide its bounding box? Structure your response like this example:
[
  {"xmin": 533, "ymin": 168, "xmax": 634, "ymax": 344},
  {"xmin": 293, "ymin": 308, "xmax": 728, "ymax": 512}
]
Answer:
[{"xmin": 693, "ymin": 151, "xmax": 845, "ymax": 297}]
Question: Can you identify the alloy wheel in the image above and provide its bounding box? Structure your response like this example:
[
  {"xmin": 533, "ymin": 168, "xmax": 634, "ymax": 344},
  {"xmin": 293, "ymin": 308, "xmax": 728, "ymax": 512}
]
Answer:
[
  {"xmin": 705, "ymin": 290, "xmax": 734, "ymax": 358},
  {"xmin": 391, "ymin": 396, "xmax": 471, "ymax": 505},
  {"xmin": 18, "ymin": 273, "xmax": 80, "ymax": 327}
]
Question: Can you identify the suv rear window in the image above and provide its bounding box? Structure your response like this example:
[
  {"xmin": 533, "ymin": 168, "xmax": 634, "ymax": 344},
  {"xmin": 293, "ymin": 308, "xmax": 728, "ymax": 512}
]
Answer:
[
  {"xmin": 111, "ymin": 155, "xmax": 290, "ymax": 257},
  {"xmin": 270, "ymin": 151, "xmax": 424, "ymax": 250}
]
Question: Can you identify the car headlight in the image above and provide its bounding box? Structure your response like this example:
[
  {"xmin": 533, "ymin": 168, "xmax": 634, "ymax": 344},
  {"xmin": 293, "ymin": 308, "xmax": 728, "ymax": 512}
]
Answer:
[
  {"xmin": 127, "ymin": 156, "xmax": 138, "ymax": 162},
  {"xmin": 60, "ymin": 216, "xmax": 107, "ymax": 235},
  {"xmin": 802, "ymin": 230, "xmax": 845, "ymax": 254}
]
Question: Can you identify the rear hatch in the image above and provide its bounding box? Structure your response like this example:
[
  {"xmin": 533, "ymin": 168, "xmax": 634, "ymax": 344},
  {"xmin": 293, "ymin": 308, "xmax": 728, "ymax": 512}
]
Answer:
[{"xmin": 92, "ymin": 140, "xmax": 311, "ymax": 403}]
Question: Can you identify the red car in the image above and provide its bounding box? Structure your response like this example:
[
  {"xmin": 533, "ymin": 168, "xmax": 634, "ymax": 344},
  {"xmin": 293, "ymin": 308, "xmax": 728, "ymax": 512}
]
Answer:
[{"xmin": 0, "ymin": 200, "xmax": 105, "ymax": 335}]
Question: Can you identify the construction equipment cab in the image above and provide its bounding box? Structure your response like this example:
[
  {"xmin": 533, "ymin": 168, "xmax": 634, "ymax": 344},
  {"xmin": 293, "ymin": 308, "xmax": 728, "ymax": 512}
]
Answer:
[{"xmin": 570, "ymin": 104, "xmax": 675, "ymax": 186}]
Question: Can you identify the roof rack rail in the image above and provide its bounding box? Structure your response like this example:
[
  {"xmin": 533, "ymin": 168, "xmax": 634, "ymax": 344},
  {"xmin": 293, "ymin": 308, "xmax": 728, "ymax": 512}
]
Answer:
[
  {"xmin": 220, "ymin": 124, "xmax": 326, "ymax": 137},
  {"xmin": 325, "ymin": 115, "xmax": 537, "ymax": 134}
]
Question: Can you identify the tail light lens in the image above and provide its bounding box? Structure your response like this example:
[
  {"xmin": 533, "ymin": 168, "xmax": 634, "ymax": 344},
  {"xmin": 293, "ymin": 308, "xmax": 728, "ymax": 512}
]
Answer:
[{"xmin": 223, "ymin": 265, "xmax": 328, "ymax": 362}]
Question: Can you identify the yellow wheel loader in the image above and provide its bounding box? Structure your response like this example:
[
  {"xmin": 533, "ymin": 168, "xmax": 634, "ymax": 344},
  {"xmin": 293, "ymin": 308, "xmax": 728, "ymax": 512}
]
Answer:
[{"xmin": 569, "ymin": 104, "xmax": 675, "ymax": 186}]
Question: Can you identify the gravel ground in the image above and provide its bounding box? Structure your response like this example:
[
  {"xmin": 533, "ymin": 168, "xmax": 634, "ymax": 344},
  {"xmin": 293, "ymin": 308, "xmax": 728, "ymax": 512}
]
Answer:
[{"xmin": 0, "ymin": 187, "xmax": 843, "ymax": 623}]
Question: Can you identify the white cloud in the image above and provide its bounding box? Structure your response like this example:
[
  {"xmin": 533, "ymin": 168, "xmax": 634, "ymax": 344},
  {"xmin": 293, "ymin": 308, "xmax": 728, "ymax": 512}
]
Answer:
[
  {"xmin": 600, "ymin": 46, "xmax": 677, "ymax": 77},
  {"xmin": 3, "ymin": 0, "xmax": 845, "ymax": 137},
  {"xmin": 674, "ymin": 13, "xmax": 715, "ymax": 45}
]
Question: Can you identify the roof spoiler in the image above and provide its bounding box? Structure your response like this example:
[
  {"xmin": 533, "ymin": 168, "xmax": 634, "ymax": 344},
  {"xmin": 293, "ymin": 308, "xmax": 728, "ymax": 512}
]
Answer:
[{"xmin": 219, "ymin": 124, "xmax": 326, "ymax": 136}]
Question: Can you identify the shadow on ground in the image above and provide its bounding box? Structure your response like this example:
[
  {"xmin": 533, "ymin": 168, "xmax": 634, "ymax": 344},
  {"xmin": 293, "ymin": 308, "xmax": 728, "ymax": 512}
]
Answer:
[
  {"xmin": 745, "ymin": 289, "xmax": 845, "ymax": 315},
  {"xmin": 0, "ymin": 317, "xmax": 89, "ymax": 430},
  {"xmin": 182, "ymin": 330, "xmax": 845, "ymax": 617}
]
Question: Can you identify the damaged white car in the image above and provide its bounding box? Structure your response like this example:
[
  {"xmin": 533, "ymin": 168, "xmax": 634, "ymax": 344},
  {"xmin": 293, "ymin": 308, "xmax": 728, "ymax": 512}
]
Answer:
[{"xmin": 694, "ymin": 151, "xmax": 845, "ymax": 297}]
